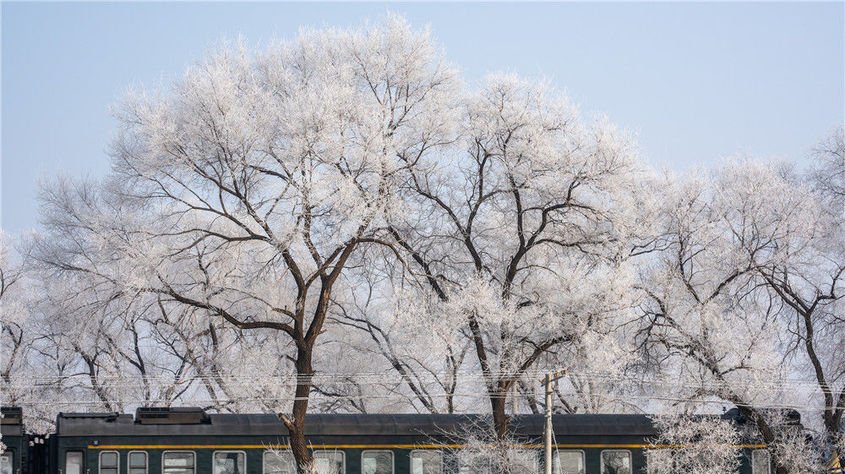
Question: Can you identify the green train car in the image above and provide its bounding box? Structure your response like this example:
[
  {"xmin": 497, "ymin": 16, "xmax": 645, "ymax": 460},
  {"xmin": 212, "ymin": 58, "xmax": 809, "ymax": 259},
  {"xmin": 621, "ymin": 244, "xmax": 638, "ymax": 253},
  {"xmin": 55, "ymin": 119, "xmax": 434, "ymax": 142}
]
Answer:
[
  {"xmin": 4, "ymin": 406, "xmax": 777, "ymax": 474},
  {"xmin": 1, "ymin": 407, "xmax": 26, "ymax": 474}
]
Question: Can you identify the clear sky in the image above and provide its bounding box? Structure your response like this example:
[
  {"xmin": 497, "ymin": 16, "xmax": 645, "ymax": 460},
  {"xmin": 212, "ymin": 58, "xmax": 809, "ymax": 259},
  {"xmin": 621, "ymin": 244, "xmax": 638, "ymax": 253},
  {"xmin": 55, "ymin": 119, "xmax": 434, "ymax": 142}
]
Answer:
[{"xmin": 2, "ymin": 2, "xmax": 843, "ymax": 234}]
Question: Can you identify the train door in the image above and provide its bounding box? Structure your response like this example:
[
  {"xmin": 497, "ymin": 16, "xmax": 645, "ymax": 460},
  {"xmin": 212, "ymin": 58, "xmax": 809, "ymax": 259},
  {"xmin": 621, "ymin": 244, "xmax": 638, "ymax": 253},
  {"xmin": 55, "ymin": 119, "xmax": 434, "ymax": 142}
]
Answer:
[
  {"xmin": 63, "ymin": 450, "xmax": 84, "ymax": 474},
  {"xmin": 0, "ymin": 449, "xmax": 14, "ymax": 474}
]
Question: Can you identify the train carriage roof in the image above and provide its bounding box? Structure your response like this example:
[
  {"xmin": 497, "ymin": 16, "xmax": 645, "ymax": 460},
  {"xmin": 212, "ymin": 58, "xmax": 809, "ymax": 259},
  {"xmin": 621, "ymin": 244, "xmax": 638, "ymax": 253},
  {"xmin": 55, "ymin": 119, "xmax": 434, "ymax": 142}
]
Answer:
[
  {"xmin": 55, "ymin": 411, "xmax": 658, "ymax": 438},
  {"xmin": 0, "ymin": 407, "xmax": 23, "ymax": 437}
]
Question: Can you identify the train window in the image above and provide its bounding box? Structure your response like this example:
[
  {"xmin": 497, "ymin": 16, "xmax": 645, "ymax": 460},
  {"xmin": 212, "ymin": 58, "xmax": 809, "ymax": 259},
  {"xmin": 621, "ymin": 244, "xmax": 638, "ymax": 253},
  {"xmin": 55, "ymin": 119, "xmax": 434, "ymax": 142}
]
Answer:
[
  {"xmin": 457, "ymin": 449, "xmax": 535, "ymax": 474},
  {"xmin": 600, "ymin": 450, "xmax": 632, "ymax": 474},
  {"xmin": 0, "ymin": 450, "xmax": 13, "ymax": 474},
  {"xmin": 163, "ymin": 451, "xmax": 196, "ymax": 474},
  {"xmin": 554, "ymin": 450, "xmax": 585, "ymax": 474},
  {"xmin": 362, "ymin": 450, "xmax": 394, "ymax": 474},
  {"xmin": 100, "ymin": 451, "xmax": 120, "ymax": 474},
  {"xmin": 66, "ymin": 451, "xmax": 84, "ymax": 474},
  {"xmin": 410, "ymin": 450, "xmax": 443, "ymax": 474},
  {"xmin": 128, "ymin": 451, "xmax": 148, "ymax": 474},
  {"xmin": 213, "ymin": 451, "xmax": 246, "ymax": 474},
  {"xmin": 752, "ymin": 449, "xmax": 771, "ymax": 474},
  {"xmin": 313, "ymin": 451, "xmax": 345, "ymax": 474},
  {"xmin": 263, "ymin": 451, "xmax": 296, "ymax": 474}
]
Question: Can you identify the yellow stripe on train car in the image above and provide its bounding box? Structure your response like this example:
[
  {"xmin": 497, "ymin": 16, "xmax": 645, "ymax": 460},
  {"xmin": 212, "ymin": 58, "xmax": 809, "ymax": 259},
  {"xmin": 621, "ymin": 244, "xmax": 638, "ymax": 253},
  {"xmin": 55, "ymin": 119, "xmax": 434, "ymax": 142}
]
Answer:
[{"xmin": 87, "ymin": 443, "xmax": 769, "ymax": 450}]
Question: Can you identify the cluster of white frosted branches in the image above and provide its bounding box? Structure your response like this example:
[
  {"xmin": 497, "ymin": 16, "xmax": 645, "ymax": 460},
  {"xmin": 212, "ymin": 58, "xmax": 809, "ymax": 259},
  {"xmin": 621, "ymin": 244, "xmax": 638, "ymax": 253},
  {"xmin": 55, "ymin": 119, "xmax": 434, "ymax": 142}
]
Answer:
[
  {"xmin": 439, "ymin": 418, "xmax": 541, "ymax": 474},
  {"xmin": 768, "ymin": 424, "xmax": 827, "ymax": 474},
  {"xmin": 646, "ymin": 415, "xmax": 741, "ymax": 474}
]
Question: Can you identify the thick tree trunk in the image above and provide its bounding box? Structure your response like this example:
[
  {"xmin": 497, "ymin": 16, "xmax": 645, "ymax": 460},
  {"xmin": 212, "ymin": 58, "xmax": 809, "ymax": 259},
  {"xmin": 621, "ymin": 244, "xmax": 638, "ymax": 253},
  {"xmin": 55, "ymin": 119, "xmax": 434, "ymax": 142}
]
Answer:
[
  {"xmin": 824, "ymin": 403, "xmax": 843, "ymax": 455},
  {"xmin": 467, "ymin": 314, "xmax": 513, "ymax": 440},
  {"xmin": 287, "ymin": 422, "xmax": 312, "ymax": 474},
  {"xmin": 283, "ymin": 345, "xmax": 315, "ymax": 474},
  {"xmin": 491, "ymin": 390, "xmax": 510, "ymax": 440},
  {"xmin": 738, "ymin": 406, "xmax": 788, "ymax": 474}
]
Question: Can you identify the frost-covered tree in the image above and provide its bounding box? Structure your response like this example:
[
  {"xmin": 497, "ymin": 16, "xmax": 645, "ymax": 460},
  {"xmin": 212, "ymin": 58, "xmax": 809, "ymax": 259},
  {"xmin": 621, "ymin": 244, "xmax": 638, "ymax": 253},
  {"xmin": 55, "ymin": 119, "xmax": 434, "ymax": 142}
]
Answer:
[
  {"xmin": 0, "ymin": 235, "xmax": 34, "ymax": 406},
  {"xmin": 669, "ymin": 131, "xmax": 845, "ymax": 467},
  {"xmin": 386, "ymin": 73, "xmax": 649, "ymax": 437},
  {"xmin": 753, "ymin": 126, "xmax": 845, "ymax": 465},
  {"xmin": 812, "ymin": 126, "xmax": 845, "ymax": 204},
  {"xmin": 637, "ymin": 161, "xmax": 833, "ymax": 474},
  {"xmin": 101, "ymin": 16, "xmax": 459, "ymax": 471},
  {"xmin": 0, "ymin": 235, "xmax": 88, "ymax": 430},
  {"xmin": 32, "ymin": 178, "xmax": 252, "ymax": 416}
]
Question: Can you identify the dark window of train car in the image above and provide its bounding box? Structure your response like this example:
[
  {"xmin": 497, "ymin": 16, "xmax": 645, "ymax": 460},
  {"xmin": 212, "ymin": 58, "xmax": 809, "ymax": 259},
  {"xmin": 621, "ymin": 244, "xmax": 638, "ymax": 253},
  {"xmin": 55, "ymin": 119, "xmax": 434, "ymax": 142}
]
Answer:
[
  {"xmin": 163, "ymin": 451, "xmax": 196, "ymax": 474},
  {"xmin": 752, "ymin": 449, "xmax": 771, "ymax": 474},
  {"xmin": 213, "ymin": 451, "xmax": 246, "ymax": 474},
  {"xmin": 362, "ymin": 450, "xmax": 393, "ymax": 474},
  {"xmin": 410, "ymin": 450, "xmax": 443, "ymax": 474},
  {"xmin": 263, "ymin": 451, "xmax": 296, "ymax": 474},
  {"xmin": 313, "ymin": 451, "xmax": 345, "ymax": 474},
  {"xmin": 66, "ymin": 451, "xmax": 84, "ymax": 474},
  {"xmin": 555, "ymin": 450, "xmax": 585, "ymax": 474},
  {"xmin": 129, "ymin": 451, "xmax": 148, "ymax": 474},
  {"xmin": 600, "ymin": 450, "xmax": 632, "ymax": 474},
  {"xmin": 0, "ymin": 450, "xmax": 12, "ymax": 474},
  {"xmin": 100, "ymin": 451, "xmax": 119, "ymax": 474}
]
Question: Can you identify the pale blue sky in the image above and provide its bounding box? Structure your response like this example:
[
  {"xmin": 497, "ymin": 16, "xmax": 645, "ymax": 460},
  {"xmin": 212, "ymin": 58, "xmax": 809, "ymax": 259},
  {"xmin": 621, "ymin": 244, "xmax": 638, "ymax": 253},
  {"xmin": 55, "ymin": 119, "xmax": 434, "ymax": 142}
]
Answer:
[{"xmin": 2, "ymin": 2, "xmax": 843, "ymax": 233}]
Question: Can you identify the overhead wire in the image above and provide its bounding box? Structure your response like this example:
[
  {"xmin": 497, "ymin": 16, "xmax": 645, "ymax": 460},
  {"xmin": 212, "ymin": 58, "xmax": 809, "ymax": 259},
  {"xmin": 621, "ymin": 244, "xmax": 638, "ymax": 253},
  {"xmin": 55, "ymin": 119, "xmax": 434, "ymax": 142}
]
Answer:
[{"xmin": 4, "ymin": 369, "xmax": 842, "ymax": 411}]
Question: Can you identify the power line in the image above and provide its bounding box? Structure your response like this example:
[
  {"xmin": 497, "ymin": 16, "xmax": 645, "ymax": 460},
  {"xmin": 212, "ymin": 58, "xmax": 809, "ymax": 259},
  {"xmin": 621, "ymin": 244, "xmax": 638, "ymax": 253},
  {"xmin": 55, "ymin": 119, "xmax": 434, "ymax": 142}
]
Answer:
[{"xmin": 6, "ymin": 371, "xmax": 841, "ymax": 394}]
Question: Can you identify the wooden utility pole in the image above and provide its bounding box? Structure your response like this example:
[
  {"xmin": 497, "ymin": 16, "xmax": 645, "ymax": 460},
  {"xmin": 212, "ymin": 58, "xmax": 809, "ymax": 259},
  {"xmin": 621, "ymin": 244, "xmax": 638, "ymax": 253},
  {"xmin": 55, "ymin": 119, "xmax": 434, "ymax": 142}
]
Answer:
[{"xmin": 542, "ymin": 369, "xmax": 567, "ymax": 474}]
